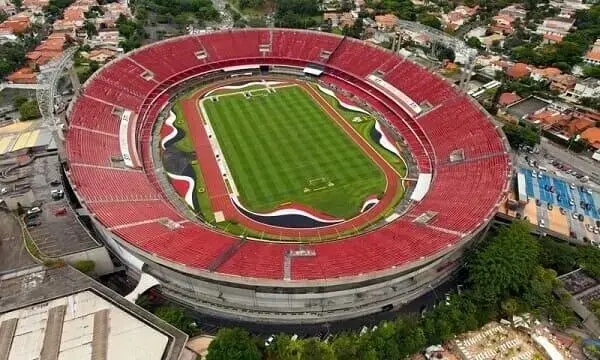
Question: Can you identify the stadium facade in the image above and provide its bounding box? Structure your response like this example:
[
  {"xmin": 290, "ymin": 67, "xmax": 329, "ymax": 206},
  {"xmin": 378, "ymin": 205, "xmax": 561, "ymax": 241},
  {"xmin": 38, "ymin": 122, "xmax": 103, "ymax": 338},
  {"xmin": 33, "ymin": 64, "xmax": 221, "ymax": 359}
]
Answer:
[{"xmin": 64, "ymin": 29, "xmax": 512, "ymax": 323}]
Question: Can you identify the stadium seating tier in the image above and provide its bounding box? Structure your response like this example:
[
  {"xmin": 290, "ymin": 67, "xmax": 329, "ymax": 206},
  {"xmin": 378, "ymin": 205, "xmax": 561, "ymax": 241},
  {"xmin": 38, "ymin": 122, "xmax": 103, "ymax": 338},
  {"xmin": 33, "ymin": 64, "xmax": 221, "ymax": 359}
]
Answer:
[{"xmin": 66, "ymin": 29, "xmax": 510, "ymax": 281}]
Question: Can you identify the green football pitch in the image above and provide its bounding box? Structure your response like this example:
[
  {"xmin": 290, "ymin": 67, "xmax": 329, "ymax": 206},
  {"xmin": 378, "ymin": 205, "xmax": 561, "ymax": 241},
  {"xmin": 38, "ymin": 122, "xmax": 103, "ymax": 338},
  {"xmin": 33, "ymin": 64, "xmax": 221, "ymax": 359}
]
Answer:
[{"xmin": 201, "ymin": 85, "xmax": 386, "ymax": 219}]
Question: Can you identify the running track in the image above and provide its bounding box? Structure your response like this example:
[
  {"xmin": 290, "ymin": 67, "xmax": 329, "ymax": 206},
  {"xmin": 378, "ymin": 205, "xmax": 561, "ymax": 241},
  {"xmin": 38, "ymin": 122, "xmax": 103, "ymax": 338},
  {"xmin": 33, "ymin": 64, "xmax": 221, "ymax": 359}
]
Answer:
[{"xmin": 179, "ymin": 77, "xmax": 401, "ymax": 240}]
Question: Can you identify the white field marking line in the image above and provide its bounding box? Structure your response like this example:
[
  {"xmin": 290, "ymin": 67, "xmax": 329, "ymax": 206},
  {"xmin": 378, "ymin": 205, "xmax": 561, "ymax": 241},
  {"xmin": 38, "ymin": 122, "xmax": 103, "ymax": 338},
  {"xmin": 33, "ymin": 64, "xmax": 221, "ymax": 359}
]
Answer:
[
  {"xmin": 206, "ymin": 84, "xmax": 297, "ymax": 99},
  {"xmin": 198, "ymin": 96, "xmax": 240, "ymax": 198},
  {"xmin": 303, "ymin": 83, "xmax": 405, "ymax": 180}
]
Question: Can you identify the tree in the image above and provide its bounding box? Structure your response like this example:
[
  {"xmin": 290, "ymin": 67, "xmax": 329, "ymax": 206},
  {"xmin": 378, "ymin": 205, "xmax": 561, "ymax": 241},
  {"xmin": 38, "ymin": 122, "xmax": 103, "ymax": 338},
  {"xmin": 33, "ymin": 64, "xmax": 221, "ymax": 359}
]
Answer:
[
  {"xmin": 300, "ymin": 338, "xmax": 335, "ymax": 360},
  {"xmin": 0, "ymin": 42, "xmax": 26, "ymax": 79},
  {"xmin": 342, "ymin": 18, "xmax": 364, "ymax": 39},
  {"xmin": 0, "ymin": 10, "xmax": 8, "ymax": 22},
  {"xmin": 468, "ymin": 221, "xmax": 540, "ymax": 304},
  {"xmin": 19, "ymin": 100, "xmax": 41, "ymax": 120},
  {"xmin": 419, "ymin": 13, "xmax": 441, "ymax": 30},
  {"xmin": 502, "ymin": 123, "xmax": 540, "ymax": 149},
  {"xmin": 584, "ymin": 65, "xmax": 600, "ymax": 79},
  {"xmin": 11, "ymin": 0, "xmax": 23, "ymax": 10},
  {"xmin": 207, "ymin": 328, "xmax": 262, "ymax": 360},
  {"xmin": 84, "ymin": 20, "xmax": 98, "ymax": 37},
  {"xmin": 467, "ymin": 36, "xmax": 482, "ymax": 49},
  {"xmin": 154, "ymin": 306, "xmax": 198, "ymax": 335},
  {"xmin": 13, "ymin": 96, "xmax": 28, "ymax": 108},
  {"xmin": 501, "ymin": 298, "xmax": 519, "ymax": 318},
  {"xmin": 332, "ymin": 334, "xmax": 360, "ymax": 360}
]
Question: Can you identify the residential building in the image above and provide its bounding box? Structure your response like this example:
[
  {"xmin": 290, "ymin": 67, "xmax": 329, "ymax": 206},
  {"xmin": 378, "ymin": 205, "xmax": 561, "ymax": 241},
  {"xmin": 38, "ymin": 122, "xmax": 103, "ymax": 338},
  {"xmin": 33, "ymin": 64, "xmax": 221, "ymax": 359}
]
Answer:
[
  {"xmin": 530, "ymin": 67, "xmax": 562, "ymax": 82},
  {"xmin": 81, "ymin": 47, "xmax": 117, "ymax": 63},
  {"xmin": 375, "ymin": 14, "xmax": 399, "ymax": 31},
  {"xmin": 507, "ymin": 63, "xmax": 530, "ymax": 78},
  {"xmin": 0, "ymin": 1, "xmax": 17, "ymax": 16},
  {"xmin": 6, "ymin": 67, "xmax": 37, "ymax": 84},
  {"xmin": 442, "ymin": 6, "xmax": 477, "ymax": 31},
  {"xmin": 550, "ymin": 74, "xmax": 577, "ymax": 92},
  {"xmin": 25, "ymin": 32, "xmax": 67, "ymax": 68},
  {"xmin": 87, "ymin": 29, "xmax": 120, "ymax": 48},
  {"xmin": 584, "ymin": 39, "xmax": 600, "ymax": 66},
  {"xmin": 491, "ymin": 14, "xmax": 515, "ymax": 34},
  {"xmin": 565, "ymin": 78, "xmax": 600, "ymax": 100},
  {"xmin": 536, "ymin": 17, "xmax": 575, "ymax": 42},
  {"xmin": 567, "ymin": 117, "xmax": 594, "ymax": 136},
  {"xmin": 0, "ymin": 14, "xmax": 31, "ymax": 35},
  {"xmin": 499, "ymin": 92, "xmax": 522, "ymax": 106},
  {"xmin": 498, "ymin": 4, "xmax": 527, "ymax": 19},
  {"xmin": 22, "ymin": 0, "xmax": 50, "ymax": 12},
  {"xmin": 581, "ymin": 127, "xmax": 600, "ymax": 149}
]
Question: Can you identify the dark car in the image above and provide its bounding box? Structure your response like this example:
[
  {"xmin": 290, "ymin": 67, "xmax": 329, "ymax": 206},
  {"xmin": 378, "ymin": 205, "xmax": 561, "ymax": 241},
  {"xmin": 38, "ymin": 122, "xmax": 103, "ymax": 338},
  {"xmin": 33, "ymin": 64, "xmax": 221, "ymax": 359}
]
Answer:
[
  {"xmin": 579, "ymin": 214, "xmax": 585, "ymax": 222},
  {"xmin": 50, "ymin": 179, "xmax": 61, "ymax": 186},
  {"xmin": 536, "ymin": 199, "xmax": 541, "ymax": 206}
]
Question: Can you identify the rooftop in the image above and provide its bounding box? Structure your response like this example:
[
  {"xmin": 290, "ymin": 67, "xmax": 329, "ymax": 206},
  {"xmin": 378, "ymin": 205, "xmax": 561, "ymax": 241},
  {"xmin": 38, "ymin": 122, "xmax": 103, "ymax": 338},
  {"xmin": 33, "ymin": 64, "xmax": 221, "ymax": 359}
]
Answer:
[{"xmin": 0, "ymin": 266, "xmax": 188, "ymax": 360}]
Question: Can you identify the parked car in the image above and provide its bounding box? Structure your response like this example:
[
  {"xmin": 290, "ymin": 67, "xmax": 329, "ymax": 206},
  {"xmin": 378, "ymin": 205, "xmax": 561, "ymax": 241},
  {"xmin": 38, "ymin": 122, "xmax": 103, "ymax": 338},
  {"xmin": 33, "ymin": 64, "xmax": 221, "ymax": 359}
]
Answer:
[
  {"xmin": 53, "ymin": 208, "xmax": 67, "ymax": 216},
  {"xmin": 26, "ymin": 207, "xmax": 41, "ymax": 215}
]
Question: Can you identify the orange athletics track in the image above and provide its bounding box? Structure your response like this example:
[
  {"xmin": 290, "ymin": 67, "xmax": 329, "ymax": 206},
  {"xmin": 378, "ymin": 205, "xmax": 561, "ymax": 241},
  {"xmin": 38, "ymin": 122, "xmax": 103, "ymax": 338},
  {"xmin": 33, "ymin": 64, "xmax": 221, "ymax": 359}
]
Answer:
[{"xmin": 180, "ymin": 77, "xmax": 400, "ymax": 240}]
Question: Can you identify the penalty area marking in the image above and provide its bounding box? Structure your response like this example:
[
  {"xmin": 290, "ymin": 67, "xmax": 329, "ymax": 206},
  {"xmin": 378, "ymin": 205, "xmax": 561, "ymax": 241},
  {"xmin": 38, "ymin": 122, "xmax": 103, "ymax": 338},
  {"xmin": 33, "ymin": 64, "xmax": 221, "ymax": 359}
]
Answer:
[{"xmin": 304, "ymin": 177, "xmax": 335, "ymax": 193}]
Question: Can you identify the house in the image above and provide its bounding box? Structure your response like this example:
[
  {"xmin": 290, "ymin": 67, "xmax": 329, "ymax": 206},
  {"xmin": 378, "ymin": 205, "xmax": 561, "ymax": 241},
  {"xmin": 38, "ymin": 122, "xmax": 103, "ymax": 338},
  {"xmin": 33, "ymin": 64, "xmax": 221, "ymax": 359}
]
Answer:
[
  {"xmin": 499, "ymin": 92, "xmax": 522, "ymax": 106},
  {"xmin": 0, "ymin": 14, "xmax": 31, "ymax": 35},
  {"xmin": 536, "ymin": 17, "xmax": 575, "ymax": 42},
  {"xmin": 543, "ymin": 33, "xmax": 564, "ymax": 44},
  {"xmin": 88, "ymin": 29, "xmax": 120, "ymax": 47},
  {"xmin": 491, "ymin": 14, "xmax": 516, "ymax": 34},
  {"xmin": 580, "ymin": 127, "xmax": 600, "ymax": 149},
  {"xmin": 6, "ymin": 67, "xmax": 37, "ymax": 84},
  {"xmin": 323, "ymin": 12, "xmax": 340, "ymax": 27},
  {"xmin": 498, "ymin": 4, "xmax": 527, "ymax": 19},
  {"xmin": 567, "ymin": 118, "xmax": 594, "ymax": 136},
  {"xmin": 584, "ymin": 39, "xmax": 600, "ymax": 66},
  {"xmin": 530, "ymin": 109, "xmax": 568, "ymax": 127},
  {"xmin": 507, "ymin": 63, "xmax": 530, "ymax": 78},
  {"xmin": 81, "ymin": 47, "xmax": 117, "ymax": 63},
  {"xmin": 22, "ymin": 0, "xmax": 50, "ymax": 12},
  {"xmin": 375, "ymin": 14, "xmax": 399, "ymax": 31},
  {"xmin": 26, "ymin": 32, "xmax": 67, "ymax": 67},
  {"xmin": 442, "ymin": 6, "xmax": 477, "ymax": 31},
  {"xmin": 550, "ymin": 74, "xmax": 577, "ymax": 92},
  {"xmin": 565, "ymin": 78, "xmax": 600, "ymax": 100},
  {"xmin": 530, "ymin": 67, "xmax": 562, "ymax": 82}
]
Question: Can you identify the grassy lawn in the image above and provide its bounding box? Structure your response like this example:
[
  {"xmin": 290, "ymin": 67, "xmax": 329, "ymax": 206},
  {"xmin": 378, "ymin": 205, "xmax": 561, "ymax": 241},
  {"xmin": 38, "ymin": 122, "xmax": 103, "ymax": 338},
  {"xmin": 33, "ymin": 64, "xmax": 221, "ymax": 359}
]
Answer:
[
  {"xmin": 203, "ymin": 85, "xmax": 386, "ymax": 219},
  {"xmin": 190, "ymin": 161, "xmax": 215, "ymax": 224},
  {"xmin": 315, "ymin": 85, "xmax": 407, "ymax": 177},
  {"xmin": 172, "ymin": 103, "xmax": 195, "ymax": 153}
]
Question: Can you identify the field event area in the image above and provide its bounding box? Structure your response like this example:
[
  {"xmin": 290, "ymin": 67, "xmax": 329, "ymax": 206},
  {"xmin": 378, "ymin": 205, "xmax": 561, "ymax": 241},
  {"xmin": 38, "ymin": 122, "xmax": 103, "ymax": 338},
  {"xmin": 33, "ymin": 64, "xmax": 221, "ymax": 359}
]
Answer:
[{"xmin": 200, "ymin": 83, "xmax": 387, "ymax": 219}]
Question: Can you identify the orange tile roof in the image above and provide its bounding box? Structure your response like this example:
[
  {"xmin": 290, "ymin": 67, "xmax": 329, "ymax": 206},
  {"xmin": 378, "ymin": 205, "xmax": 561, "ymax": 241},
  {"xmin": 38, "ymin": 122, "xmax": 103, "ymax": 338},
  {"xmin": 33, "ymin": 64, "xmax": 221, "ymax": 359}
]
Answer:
[
  {"xmin": 7, "ymin": 67, "xmax": 37, "ymax": 84},
  {"xmin": 499, "ymin": 92, "xmax": 521, "ymax": 106},
  {"xmin": 569, "ymin": 118, "xmax": 594, "ymax": 134},
  {"xmin": 585, "ymin": 51, "xmax": 600, "ymax": 61},
  {"xmin": 581, "ymin": 127, "xmax": 600, "ymax": 149},
  {"xmin": 0, "ymin": 17, "xmax": 30, "ymax": 33},
  {"xmin": 543, "ymin": 33, "xmax": 563, "ymax": 43},
  {"xmin": 507, "ymin": 63, "xmax": 530, "ymax": 78}
]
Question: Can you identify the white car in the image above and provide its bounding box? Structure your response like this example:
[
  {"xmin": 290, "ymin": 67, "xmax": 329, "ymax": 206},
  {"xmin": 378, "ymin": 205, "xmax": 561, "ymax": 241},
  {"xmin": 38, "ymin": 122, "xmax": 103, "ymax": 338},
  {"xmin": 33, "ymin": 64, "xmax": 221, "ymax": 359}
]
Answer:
[
  {"xmin": 27, "ymin": 207, "xmax": 41, "ymax": 215},
  {"xmin": 539, "ymin": 219, "xmax": 545, "ymax": 228},
  {"xmin": 570, "ymin": 184, "xmax": 576, "ymax": 190},
  {"xmin": 572, "ymin": 213, "xmax": 578, "ymax": 219}
]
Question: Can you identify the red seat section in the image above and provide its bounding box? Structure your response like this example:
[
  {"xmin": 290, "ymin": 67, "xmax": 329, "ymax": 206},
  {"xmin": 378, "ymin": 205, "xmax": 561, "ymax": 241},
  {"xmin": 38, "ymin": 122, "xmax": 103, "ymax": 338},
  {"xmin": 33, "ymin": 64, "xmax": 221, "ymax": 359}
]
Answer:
[
  {"xmin": 327, "ymin": 38, "xmax": 393, "ymax": 77},
  {"xmin": 291, "ymin": 222, "xmax": 457, "ymax": 280},
  {"xmin": 66, "ymin": 128, "xmax": 119, "ymax": 166},
  {"xmin": 272, "ymin": 29, "xmax": 343, "ymax": 62},
  {"xmin": 69, "ymin": 96, "xmax": 120, "ymax": 135},
  {"xmin": 130, "ymin": 36, "xmax": 205, "ymax": 81},
  {"xmin": 114, "ymin": 222, "xmax": 236, "ymax": 268},
  {"xmin": 84, "ymin": 78, "xmax": 143, "ymax": 111},
  {"xmin": 384, "ymin": 61, "xmax": 458, "ymax": 106},
  {"xmin": 419, "ymin": 98, "xmax": 505, "ymax": 162},
  {"xmin": 87, "ymin": 200, "xmax": 183, "ymax": 228},
  {"xmin": 69, "ymin": 165, "xmax": 159, "ymax": 202},
  {"xmin": 408, "ymin": 155, "xmax": 510, "ymax": 233},
  {"xmin": 202, "ymin": 30, "xmax": 262, "ymax": 61}
]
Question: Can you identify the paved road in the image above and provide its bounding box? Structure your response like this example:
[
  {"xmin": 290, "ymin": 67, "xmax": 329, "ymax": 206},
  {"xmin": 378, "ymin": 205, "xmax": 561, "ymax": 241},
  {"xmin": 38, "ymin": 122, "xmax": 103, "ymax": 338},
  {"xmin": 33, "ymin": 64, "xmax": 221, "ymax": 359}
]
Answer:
[{"xmin": 540, "ymin": 138, "xmax": 600, "ymax": 184}]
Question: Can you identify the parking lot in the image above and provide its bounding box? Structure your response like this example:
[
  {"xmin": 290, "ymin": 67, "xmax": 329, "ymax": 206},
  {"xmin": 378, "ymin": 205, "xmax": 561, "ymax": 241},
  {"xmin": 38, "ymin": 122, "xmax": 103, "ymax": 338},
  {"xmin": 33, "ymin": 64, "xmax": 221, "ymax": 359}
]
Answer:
[{"xmin": 19, "ymin": 155, "xmax": 99, "ymax": 257}]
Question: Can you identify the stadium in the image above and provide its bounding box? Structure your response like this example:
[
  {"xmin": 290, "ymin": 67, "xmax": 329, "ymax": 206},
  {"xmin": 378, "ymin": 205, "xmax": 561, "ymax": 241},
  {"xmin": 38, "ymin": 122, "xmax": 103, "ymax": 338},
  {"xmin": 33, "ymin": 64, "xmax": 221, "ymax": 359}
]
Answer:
[{"xmin": 64, "ymin": 28, "xmax": 512, "ymax": 324}]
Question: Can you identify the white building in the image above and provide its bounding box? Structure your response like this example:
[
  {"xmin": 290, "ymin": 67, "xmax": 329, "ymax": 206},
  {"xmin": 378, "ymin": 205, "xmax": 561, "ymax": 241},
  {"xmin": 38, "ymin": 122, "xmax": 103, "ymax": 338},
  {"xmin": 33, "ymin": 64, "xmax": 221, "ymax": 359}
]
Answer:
[{"xmin": 564, "ymin": 78, "xmax": 600, "ymax": 101}]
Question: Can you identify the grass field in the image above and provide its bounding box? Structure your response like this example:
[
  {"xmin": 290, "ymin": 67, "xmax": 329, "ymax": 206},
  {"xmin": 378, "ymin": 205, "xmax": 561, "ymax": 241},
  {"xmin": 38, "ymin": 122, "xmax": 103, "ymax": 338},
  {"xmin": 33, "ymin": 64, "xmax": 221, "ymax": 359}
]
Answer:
[{"xmin": 202, "ymin": 85, "xmax": 386, "ymax": 219}]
